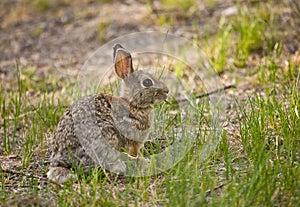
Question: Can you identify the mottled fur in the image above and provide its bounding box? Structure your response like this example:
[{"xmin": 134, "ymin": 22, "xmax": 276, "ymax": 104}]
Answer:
[{"xmin": 47, "ymin": 44, "xmax": 169, "ymax": 184}]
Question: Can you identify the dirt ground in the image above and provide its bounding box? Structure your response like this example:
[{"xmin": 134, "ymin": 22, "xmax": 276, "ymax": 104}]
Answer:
[{"xmin": 1, "ymin": 0, "xmax": 299, "ymax": 71}]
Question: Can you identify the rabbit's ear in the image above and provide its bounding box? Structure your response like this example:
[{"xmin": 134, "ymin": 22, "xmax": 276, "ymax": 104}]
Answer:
[{"xmin": 113, "ymin": 44, "xmax": 134, "ymax": 79}]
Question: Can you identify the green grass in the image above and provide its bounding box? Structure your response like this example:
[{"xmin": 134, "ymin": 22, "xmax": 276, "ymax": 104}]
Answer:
[
  {"xmin": 202, "ymin": 1, "xmax": 278, "ymax": 73},
  {"xmin": 159, "ymin": 0, "xmax": 195, "ymax": 11},
  {"xmin": 1, "ymin": 1, "xmax": 300, "ymax": 206},
  {"xmin": 203, "ymin": 18, "xmax": 232, "ymax": 73}
]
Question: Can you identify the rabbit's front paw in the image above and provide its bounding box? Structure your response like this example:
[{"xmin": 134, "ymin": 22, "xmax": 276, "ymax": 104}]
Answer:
[{"xmin": 47, "ymin": 167, "xmax": 76, "ymax": 184}]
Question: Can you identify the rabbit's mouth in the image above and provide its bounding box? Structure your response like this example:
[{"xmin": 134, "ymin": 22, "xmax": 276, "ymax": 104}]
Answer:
[
  {"xmin": 129, "ymin": 88, "xmax": 169, "ymax": 108},
  {"xmin": 153, "ymin": 88, "xmax": 169, "ymax": 104}
]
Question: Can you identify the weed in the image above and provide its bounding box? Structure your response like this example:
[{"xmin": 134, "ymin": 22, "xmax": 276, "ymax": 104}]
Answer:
[
  {"xmin": 98, "ymin": 20, "xmax": 110, "ymax": 43},
  {"xmin": 233, "ymin": 3, "xmax": 276, "ymax": 67},
  {"xmin": 33, "ymin": 0, "xmax": 51, "ymax": 12},
  {"xmin": 205, "ymin": 17, "xmax": 232, "ymax": 73},
  {"xmin": 160, "ymin": 0, "xmax": 195, "ymax": 12}
]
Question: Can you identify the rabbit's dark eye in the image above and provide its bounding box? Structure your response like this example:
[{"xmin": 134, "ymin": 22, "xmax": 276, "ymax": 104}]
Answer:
[{"xmin": 142, "ymin": 78, "xmax": 153, "ymax": 87}]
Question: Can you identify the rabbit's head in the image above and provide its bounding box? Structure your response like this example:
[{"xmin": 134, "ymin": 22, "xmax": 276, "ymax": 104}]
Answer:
[{"xmin": 113, "ymin": 44, "xmax": 169, "ymax": 109}]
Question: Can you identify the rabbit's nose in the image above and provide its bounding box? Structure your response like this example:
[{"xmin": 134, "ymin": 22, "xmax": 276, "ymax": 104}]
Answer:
[{"xmin": 163, "ymin": 87, "xmax": 169, "ymax": 94}]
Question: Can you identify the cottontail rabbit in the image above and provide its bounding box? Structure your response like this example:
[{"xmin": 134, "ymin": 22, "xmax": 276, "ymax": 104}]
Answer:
[{"xmin": 47, "ymin": 44, "xmax": 169, "ymax": 184}]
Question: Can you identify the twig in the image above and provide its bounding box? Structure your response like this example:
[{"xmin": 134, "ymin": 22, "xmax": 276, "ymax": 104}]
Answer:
[
  {"xmin": 191, "ymin": 181, "xmax": 230, "ymax": 203},
  {"xmin": 205, "ymin": 181, "xmax": 230, "ymax": 196},
  {"xmin": 173, "ymin": 84, "xmax": 236, "ymax": 103},
  {"xmin": 1, "ymin": 168, "xmax": 63, "ymax": 188}
]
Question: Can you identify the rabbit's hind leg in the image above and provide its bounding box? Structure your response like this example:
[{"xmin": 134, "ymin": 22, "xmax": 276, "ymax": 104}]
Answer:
[{"xmin": 47, "ymin": 166, "xmax": 76, "ymax": 184}]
